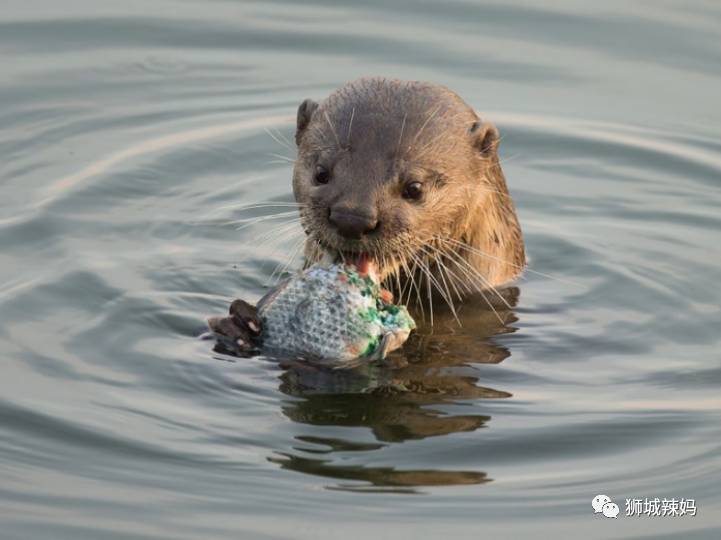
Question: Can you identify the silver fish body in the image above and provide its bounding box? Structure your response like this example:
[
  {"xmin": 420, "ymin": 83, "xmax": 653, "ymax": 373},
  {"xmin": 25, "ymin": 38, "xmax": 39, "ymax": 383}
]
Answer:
[{"xmin": 257, "ymin": 263, "xmax": 415, "ymax": 365}]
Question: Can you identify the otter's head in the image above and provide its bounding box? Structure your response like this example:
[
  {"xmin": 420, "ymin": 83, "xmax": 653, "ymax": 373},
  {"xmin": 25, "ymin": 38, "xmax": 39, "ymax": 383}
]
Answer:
[{"xmin": 292, "ymin": 77, "xmax": 501, "ymax": 280}]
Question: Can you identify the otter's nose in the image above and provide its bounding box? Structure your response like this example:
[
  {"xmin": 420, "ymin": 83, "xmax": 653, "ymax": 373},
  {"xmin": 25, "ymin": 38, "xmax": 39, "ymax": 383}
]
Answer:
[{"xmin": 328, "ymin": 207, "xmax": 379, "ymax": 239}]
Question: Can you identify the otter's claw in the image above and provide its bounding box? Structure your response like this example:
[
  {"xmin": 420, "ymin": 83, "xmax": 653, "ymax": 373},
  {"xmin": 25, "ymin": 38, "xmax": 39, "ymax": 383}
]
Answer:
[
  {"xmin": 228, "ymin": 299, "xmax": 262, "ymax": 336},
  {"xmin": 207, "ymin": 299, "xmax": 262, "ymax": 355}
]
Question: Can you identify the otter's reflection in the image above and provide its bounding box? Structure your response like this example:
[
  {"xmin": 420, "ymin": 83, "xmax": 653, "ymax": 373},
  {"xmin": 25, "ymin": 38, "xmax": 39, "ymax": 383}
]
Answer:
[{"xmin": 270, "ymin": 288, "xmax": 520, "ymax": 492}]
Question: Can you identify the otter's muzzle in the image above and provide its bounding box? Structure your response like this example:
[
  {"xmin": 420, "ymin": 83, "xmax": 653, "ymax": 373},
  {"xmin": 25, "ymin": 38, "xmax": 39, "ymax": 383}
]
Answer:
[{"xmin": 328, "ymin": 207, "xmax": 379, "ymax": 240}]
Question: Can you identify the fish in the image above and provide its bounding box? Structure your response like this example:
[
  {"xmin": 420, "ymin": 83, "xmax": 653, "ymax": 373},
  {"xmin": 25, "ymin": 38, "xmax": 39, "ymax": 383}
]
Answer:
[{"xmin": 257, "ymin": 257, "xmax": 415, "ymax": 367}]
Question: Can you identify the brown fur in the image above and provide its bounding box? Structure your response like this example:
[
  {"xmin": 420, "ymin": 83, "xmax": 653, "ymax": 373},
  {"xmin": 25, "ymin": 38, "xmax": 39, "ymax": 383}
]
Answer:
[{"xmin": 292, "ymin": 77, "xmax": 525, "ymax": 301}]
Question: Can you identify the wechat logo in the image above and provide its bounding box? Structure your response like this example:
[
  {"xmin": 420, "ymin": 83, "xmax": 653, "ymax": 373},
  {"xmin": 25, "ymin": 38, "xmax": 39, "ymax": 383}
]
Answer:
[{"xmin": 592, "ymin": 494, "xmax": 620, "ymax": 518}]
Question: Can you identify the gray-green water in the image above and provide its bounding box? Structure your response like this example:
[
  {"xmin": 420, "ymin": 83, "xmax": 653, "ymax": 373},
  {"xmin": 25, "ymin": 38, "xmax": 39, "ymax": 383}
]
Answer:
[{"xmin": 2, "ymin": 1, "xmax": 721, "ymax": 538}]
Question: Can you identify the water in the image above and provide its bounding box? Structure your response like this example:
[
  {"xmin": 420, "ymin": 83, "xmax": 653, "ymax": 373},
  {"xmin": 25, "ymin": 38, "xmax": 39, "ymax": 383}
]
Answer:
[{"xmin": 1, "ymin": 1, "xmax": 720, "ymax": 538}]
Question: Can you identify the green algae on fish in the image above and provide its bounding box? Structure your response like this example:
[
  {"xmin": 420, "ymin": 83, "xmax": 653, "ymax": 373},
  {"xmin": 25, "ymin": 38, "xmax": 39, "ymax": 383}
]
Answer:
[{"xmin": 257, "ymin": 262, "xmax": 415, "ymax": 365}]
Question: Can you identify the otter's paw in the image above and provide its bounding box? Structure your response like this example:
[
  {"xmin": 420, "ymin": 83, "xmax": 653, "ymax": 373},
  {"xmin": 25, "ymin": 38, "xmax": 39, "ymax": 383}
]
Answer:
[{"xmin": 207, "ymin": 299, "xmax": 263, "ymax": 355}]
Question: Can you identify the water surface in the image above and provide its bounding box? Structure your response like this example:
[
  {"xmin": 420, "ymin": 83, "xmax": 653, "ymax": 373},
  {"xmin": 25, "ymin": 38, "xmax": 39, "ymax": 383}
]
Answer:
[{"xmin": 1, "ymin": 1, "xmax": 721, "ymax": 538}]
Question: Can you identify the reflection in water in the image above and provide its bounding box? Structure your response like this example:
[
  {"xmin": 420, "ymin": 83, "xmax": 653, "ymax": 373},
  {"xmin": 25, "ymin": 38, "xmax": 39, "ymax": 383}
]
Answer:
[
  {"xmin": 268, "ymin": 453, "xmax": 490, "ymax": 493},
  {"xmin": 269, "ymin": 288, "xmax": 520, "ymax": 492}
]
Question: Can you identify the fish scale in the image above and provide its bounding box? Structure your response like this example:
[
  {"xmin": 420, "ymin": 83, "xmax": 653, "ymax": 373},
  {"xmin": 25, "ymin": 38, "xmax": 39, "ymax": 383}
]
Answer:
[{"xmin": 258, "ymin": 263, "xmax": 415, "ymax": 365}]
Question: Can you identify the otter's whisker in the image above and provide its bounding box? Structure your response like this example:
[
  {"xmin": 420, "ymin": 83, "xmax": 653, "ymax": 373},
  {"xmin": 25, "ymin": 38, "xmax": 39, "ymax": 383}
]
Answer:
[
  {"xmin": 401, "ymin": 254, "xmax": 425, "ymax": 322},
  {"xmin": 408, "ymin": 251, "xmax": 442, "ymax": 326},
  {"xmin": 426, "ymin": 264, "xmax": 434, "ymax": 327},
  {"xmin": 206, "ymin": 201, "xmax": 304, "ymax": 219},
  {"xmin": 258, "ymin": 222, "xmax": 305, "ymax": 276},
  {"xmin": 397, "ymin": 249, "xmax": 414, "ymax": 305},
  {"xmin": 440, "ymin": 252, "xmax": 472, "ymax": 299},
  {"xmin": 431, "ymin": 246, "xmax": 476, "ymax": 298},
  {"xmin": 417, "ymin": 248, "xmax": 457, "ymax": 324},
  {"xmin": 430, "ymin": 240, "xmax": 488, "ymax": 283},
  {"xmin": 476, "ymin": 183, "xmax": 516, "ymax": 199},
  {"xmin": 254, "ymin": 218, "xmax": 303, "ymax": 245},
  {"xmin": 412, "ymin": 127, "xmax": 451, "ymax": 158},
  {"xmin": 302, "ymin": 237, "xmax": 324, "ymax": 269},
  {"xmin": 231, "ymin": 208, "xmax": 302, "ymax": 219},
  {"xmin": 394, "ymin": 251, "xmax": 414, "ymax": 306},
  {"xmin": 268, "ymin": 236, "xmax": 305, "ymax": 285},
  {"xmin": 217, "ymin": 202, "xmax": 305, "ymax": 211},
  {"xmin": 396, "ymin": 113, "xmax": 407, "ymax": 155},
  {"xmin": 410, "ymin": 104, "xmax": 442, "ymax": 149},
  {"xmin": 419, "ymin": 244, "xmax": 464, "ymax": 303},
  {"xmin": 449, "ymin": 262, "xmax": 505, "ymax": 324},
  {"xmin": 266, "ymin": 160, "xmax": 294, "ymax": 166},
  {"xmin": 391, "ymin": 255, "xmax": 404, "ymax": 301},
  {"xmin": 440, "ymin": 244, "xmax": 513, "ymax": 311},
  {"xmin": 495, "ymin": 153, "xmax": 520, "ymax": 168},
  {"xmin": 232, "ymin": 211, "xmax": 301, "ymax": 230},
  {"xmin": 346, "ymin": 106, "xmax": 355, "ymax": 147},
  {"xmin": 271, "ymin": 127, "xmax": 295, "ymax": 150},
  {"xmin": 265, "ymin": 127, "xmax": 295, "ymax": 153},
  {"xmin": 268, "ymin": 153, "xmax": 295, "ymax": 163},
  {"xmin": 469, "ymin": 266, "xmax": 513, "ymax": 310},
  {"xmin": 250, "ymin": 223, "xmax": 302, "ymax": 247},
  {"xmin": 430, "ymin": 243, "xmax": 508, "ymax": 324},
  {"xmin": 412, "ymin": 248, "xmax": 459, "ymax": 324},
  {"xmin": 323, "ymin": 110, "xmax": 342, "ymax": 148},
  {"xmin": 408, "ymin": 252, "xmax": 432, "ymax": 325},
  {"xmin": 386, "ymin": 247, "xmax": 406, "ymax": 294},
  {"xmin": 432, "ymin": 239, "xmax": 513, "ymax": 308},
  {"xmin": 438, "ymin": 235, "xmax": 528, "ymax": 273},
  {"xmin": 440, "ymin": 236, "xmax": 581, "ymax": 287},
  {"xmin": 233, "ymin": 215, "xmax": 297, "ymax": 231},
  {"xmin": 213, "ymin": 203, "xmax": 305, "ymax": 213},
  {"xmin": 264, "ymin": 220, "xmax": 304, "ymax": 244},
  {"xmin": 378, "ymin": 249, "xmax": 392, "ymax": 294}
]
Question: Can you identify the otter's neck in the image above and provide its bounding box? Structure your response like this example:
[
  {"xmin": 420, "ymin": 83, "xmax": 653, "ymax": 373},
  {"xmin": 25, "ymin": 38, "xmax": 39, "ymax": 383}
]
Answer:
[{"xmin": 461, "ymin": 164, "xmax": 526, "ymax": 288}]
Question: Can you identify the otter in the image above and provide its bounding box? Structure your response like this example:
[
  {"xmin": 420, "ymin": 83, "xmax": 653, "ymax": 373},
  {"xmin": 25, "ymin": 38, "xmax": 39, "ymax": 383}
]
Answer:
[{"xmin": 209, "ymin": 77, "xmax": 525, "ymax": 349}]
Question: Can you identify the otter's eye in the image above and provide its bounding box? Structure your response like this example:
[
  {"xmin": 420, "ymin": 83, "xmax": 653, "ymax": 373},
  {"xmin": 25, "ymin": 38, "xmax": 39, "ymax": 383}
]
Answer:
[
  {"xmin": 402, "ymin": 181, "xmax": 423, "ymax": 201},
  {"xmin": 314, "ymin": 165, "xmax": 331, "ymax": 185}
]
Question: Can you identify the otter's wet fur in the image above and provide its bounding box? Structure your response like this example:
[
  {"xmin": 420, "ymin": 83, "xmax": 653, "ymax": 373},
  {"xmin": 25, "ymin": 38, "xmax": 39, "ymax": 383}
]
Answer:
[
  {"xmin": 292, "ymin": 77, "xmax": 525, "ymax": 307},
  {"xmin": 207, "ymin": 77, "xmax": 526, "ymax": 353}
]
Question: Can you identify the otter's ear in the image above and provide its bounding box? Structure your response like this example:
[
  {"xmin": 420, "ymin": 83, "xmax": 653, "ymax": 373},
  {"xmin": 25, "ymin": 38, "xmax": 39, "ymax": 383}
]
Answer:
[
  {"xmin": 295, "ymin": 99, "xmax": 319, "ymax": 146},
  {"xmin": 469, "ymin": 120, "xmax": 500, "ymax": 158}
]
